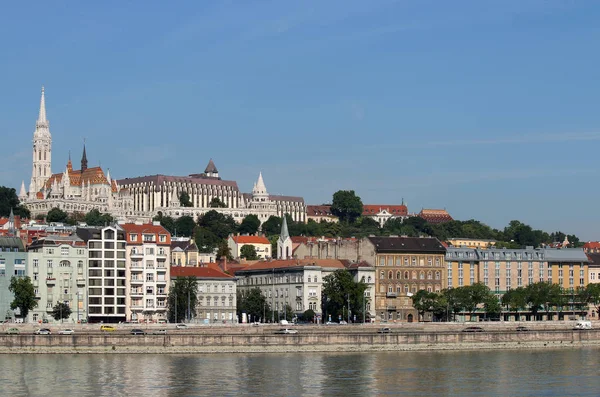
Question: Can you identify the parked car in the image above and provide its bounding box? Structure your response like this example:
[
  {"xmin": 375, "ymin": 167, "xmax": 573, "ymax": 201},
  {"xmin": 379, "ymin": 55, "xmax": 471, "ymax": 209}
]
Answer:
[
  {"xmin": 516, "ymin": 326, "xmax": 529, "ymax": 332},
  {"xmin": 339, "ymin": 321, "xmax": 348, "ymax": 325},
  {"xmin": 175, "ymin": 324, "xmax": 188, "ymax": 329},
  {"xmin": 130, "ymin": 329, "xmax": 145, "ymax": 335},
  {"xmin": 34, "ymin": 328, "xmax": 52, "ymax": 335},
  {"xmin": 325, "ymin": 321, "xmax": 337, "ymax": 325},
  {"xmin": 152, "ymin": 329, "xmax": 167, "ymax": 335},
  {"xmin": 462, "ymin": 326, "xmax": 484, "ymax": 333},
  {"xmin": 6, "ymin": 328, "xmax": 20, "ymax": 335},
  {"xmin": 100, "ymin": 325, "xmax": 117, "ymax": 332},
  {"xmin": 157, "ymin": 319, "xmax": 167, "ymax": 324},
  {"xmin": 274, "ymin": 328, "xmax": 298, "ymax": 334},
  {"xmin": 58, "ymin": 329, "xmax": 75, "ymax": 335},
  {"xmin": 377, "ymin": 327, "xmax": 392, "ymax": 334},
  {"xmin": 573, "ymin": 320, "xmax": 592, "ymax": 330}
]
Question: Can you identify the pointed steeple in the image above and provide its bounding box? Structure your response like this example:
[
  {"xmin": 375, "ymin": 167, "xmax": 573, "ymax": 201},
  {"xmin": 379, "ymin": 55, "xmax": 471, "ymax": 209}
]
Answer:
[
  {"xmin": 280, "ymin": 215, "xmax": 290, "ymax": 241},
  {"xmin": 253, "ymin": 172, "xmax": 268, "ymax": 195},
  {"xmin": 204, "ymin": 159, "xmax": 218, "ymax": 174},
  {"xmin": 19, "ymin": 181, "xmax": 26, "ymax": 199},
  {"xmin": 8, "ymin": 208, "xmax": 16, "ymax": 236},
  {"xmin": 36, "ymin": 86, "xmax": 48, "ymax": 128},
  {"xmin": 81, "ymin": 143, "xmax": 88, "ymax": 172},
  {"xmin": 106, "ymin": 169, "xmax": 111, "ymax": 184}
]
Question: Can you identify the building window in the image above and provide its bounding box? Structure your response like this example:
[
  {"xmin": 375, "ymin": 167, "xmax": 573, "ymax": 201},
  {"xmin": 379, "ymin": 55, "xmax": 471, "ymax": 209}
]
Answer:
[
  {"xmin": 130, "ymin": 234, "xmax": 137, "ymax": 242},
  {"xmin": 61, "ymin": 247, "xmax": 69, "ymax": 256},
  {"xmin": 33, "ymin": 259, "xmax": 38, "ymax": 267}
]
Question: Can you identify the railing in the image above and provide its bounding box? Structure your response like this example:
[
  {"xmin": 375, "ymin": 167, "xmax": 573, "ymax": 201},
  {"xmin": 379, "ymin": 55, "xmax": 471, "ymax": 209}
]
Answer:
[
  {"xmin": 386, "ymin": 292, "xmax": 398, "ymax": 298},
  {"xmin": 386, "ymin": 306, "xmax": 397, "ymax": 310}
]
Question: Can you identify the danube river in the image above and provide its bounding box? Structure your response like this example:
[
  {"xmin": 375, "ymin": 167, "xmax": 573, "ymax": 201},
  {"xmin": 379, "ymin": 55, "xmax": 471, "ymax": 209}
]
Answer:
[{"xmin": 2, "ymin": 348, "xmax": 600, "ymax": 396}]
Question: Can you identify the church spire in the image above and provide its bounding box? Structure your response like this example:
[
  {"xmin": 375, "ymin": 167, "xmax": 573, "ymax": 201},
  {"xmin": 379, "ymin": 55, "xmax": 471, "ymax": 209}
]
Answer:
[
  {"xmin": 36, "ymin": 86, "xmax": 48, "ymax": 128},
  {"xmin": 280, "ymin": 215, "xmax": 290, "ymax": 241},
  {"xmin": 19, "ymin": 181, "xmax": 27, "ymax": 199},
  {"xmin": 81, "ymin": 143, "xmax": 88, "ymax": 172}
]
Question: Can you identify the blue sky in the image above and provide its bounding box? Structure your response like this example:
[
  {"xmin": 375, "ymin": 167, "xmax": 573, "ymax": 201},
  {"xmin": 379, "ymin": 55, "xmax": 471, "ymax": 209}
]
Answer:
[{"xmin": 1, "ymin": 1, "xmax": 599, "ymax": 239}]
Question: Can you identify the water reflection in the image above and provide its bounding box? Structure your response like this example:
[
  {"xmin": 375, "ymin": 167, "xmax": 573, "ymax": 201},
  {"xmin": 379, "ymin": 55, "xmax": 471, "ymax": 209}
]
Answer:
[{"xmin": 1, "ymin": 349, "xmax": 600, "ymax": 396}]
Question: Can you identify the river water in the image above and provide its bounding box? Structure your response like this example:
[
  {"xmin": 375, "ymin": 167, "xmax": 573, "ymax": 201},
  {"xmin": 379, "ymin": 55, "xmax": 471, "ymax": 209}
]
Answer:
[{"xmin": 2, "ymin": 348, "xmax": 600, "ymax": 396}]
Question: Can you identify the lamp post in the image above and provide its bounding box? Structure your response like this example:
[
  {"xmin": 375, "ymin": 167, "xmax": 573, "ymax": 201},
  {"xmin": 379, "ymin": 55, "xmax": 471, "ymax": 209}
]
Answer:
[{"xmin": 76, "ymin": 292, "xmax": 80, "ymax": 323}]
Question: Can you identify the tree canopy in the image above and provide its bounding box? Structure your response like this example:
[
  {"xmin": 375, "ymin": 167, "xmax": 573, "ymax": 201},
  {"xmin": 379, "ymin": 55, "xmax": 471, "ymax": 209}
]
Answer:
[
  {"xmin": 322, "ymin": 269, "xmax": 367, "ymax": 322},
  {"xmin": 238, "ymin": 214, "xmax": 260, "ymax": 235},
  {"xmin": 237, "ymin": 287, "xmax": 270, "ymax": 323},
  {"xmin": 174, "ymin": 216, "xmax": 196, "ymax": 237},
  {"xmin": 83, "ymin": 209, "xmax": 114, "ymax": 226},
  {"xmin": 330, "ymin": 190, "xmax": 363, "ymax": 223},
  {"xmin": 209, "ymin": 197, "xmax": 228, "ymax": 208},
  {"xmin": 167, "ymin": 276, "xmax": 199, "ymax": 323},
  {"xmin": 240, "ymin": 244, "xmax": 258, "ymax": 260},
  {"xmin": 179, "ymin": 191, "xmax": 193, "ymax": 207},
  {"xmin": 0, "ymin": 186, "xmax": 30, "ymax": 218},
  {"xmin": 51, "ymin": 301, "xmax": 72, "ymax": 321},
  {"xmin": 46, "ymin": 207, "xmax": 68, "ymax": 223},
  {"xmin": 9, "ymin": 276, "xmax": 37, "ymax": 320}
]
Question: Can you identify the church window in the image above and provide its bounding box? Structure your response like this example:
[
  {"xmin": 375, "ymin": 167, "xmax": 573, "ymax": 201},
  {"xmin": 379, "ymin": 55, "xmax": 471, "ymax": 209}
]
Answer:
[{"xmin": 39, "ymin": 151, "xmax": 42, "ymax": 160}]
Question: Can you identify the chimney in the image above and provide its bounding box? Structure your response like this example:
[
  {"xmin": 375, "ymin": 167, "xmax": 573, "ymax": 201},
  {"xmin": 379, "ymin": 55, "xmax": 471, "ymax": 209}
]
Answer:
[{"xmin": 220, "ymin": 256, "xmax": 228, "ymax": 272}]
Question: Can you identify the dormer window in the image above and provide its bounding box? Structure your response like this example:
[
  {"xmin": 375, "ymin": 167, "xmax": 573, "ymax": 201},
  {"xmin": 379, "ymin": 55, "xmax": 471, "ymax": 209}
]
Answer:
[{"xmin": 130, "ymin": 234, "xmax": 138, "ymax": 242}]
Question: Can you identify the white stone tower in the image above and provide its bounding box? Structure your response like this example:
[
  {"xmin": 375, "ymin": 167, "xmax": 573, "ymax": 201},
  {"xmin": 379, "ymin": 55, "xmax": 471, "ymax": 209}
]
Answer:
[
  {"xmin": 29, "ymin": 86, "xmax": 52, "ymax": 195},
  {"xmin": 277, "ymin": 215, "xmax": 293, "ymax": 259}
]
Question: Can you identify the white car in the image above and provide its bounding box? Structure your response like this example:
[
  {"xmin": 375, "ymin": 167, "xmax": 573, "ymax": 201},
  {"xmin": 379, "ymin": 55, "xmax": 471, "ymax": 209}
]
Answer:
[
  {"xmin": 175, "ymin": 324, "xmax": 188, "ymax": 329},
  {"xmin": 274, "ymin": 328, "xmax": 298, "ymax": 334},
  {"xmin": 34, "ymin": 328, "xmax": 52, "ymax": 335},
  {"xmin": 58, "ymin": 329, "xmax": 75, "ymax": 335},
  {"xmin": 153, "ymin": 329, "xmax": 167, "ymax": 335}
]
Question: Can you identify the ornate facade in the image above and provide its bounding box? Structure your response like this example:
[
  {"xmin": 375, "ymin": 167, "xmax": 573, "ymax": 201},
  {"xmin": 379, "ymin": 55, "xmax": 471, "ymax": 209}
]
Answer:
[
  {"xmin": 118, "ymin": 166, "xmax": 307, "ymax": 223},
  {"xmin": 21, "ymin": 88, "xmax": 136, "ymax": 221}
]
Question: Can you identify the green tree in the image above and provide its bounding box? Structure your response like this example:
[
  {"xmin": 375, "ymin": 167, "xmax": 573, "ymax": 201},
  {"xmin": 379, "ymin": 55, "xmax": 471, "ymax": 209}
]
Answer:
[
  {"xmin": 8, "ymin": 276, "xmax": 37, "ymax": 320},
  {"xmin": 237, "ymin": 287, "xmax": 270, "ymax": 323},
  {"xmin": 84, "ymin": 209, "xmax": 114, "ymax": 226},
  {"xmin": 197, "ymin": 210, "xmax": 237, "ymax": 240},
  {"xmin": 240, "ymin": 244, "xmax": 258, "ymax": 260},
  {"xmin": 302, "ymin": 309, "xmax": 316, "ymax": 322},
  {"xmin": 262, "ymin": 216, "xmax": 282, "ymax": 237},
  {"xmin": 238, "ymin": 214, "xmax": 261, "ymax": 235},
  {"xmin": 153, "ymin": 212, "xmax": 176, "ymax": 235},
  {"xmin": 195, "ymin": 227, "xmax": 220, "ymax": 253},
  {"xmin": 209, "ymin": 197, "xmax": 227, "ymax": 208},
  {"xmin": 330, "ymin": 190, "xmax": 363, "ymax": 224},
  {"xmin": 411, "ymin": 290, "xmax": 438, "ymax": 322},
  {"xmin": 179, "ymin": 191, "xmax": 193, "ymax": 207},
  {"xmin": 46, "ymin": 207, "xmax": 68, "ymax": 223},
  {"xmin": 282, "ymin": 304, "xmax": 295, "ymax": 322},
  {"xmin": 442, "ymin": 288, "xmax": 466, "ymax": 321},
  {"xmin": 483, "ymin": 295, "xmax": 501, "ymax": 319},
  {"xmin": 51, "ymin": 302, "xmax": 72, "ymax": 322},
  {"xmin": 525, "ymin": 281, "xmax": 562, "ymax": 320},
  {"xmin": 584, "ymin": 283, "xmax": 600, "ymax": 316},
  {"xmin": 167, "ymin": 276, "xmax": 198, "ymax": 323},
  {"xmin": 463, "ymin": 283, "xmax": 493, "ymax": 320},
  {"xmin": 0, "ymin": 186, "xmax": 30, "ymax": 218},
  {"xmin": 216, "ymin": 241, "xmax": 233, "ymax": 261},
  {"xmin": 174, "ymin": 216, "xmax": 196, "ymax": 237},
  {"xmin": 501, "ymin": 287, "xmax": 528, "ymax": 320},
  {"xmin": 322, "ymin": 269, "xmax": 367, "ymax": 321},
  {"xmin": 66, "ymin": 211, "xmax": 85, "ymax": 226}
]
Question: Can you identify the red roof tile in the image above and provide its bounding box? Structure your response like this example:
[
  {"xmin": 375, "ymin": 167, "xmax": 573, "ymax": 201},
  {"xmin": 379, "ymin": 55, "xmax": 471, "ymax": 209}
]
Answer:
[
  {"xmin": 234, "ymin": 259, "xmax": 346, "ymax": 273},
  {"xmin": 121, "ymin": 223, "xmax": 171, "ymax": 245},
  {"xmin": 231, "ymin": 235, "xmax": 270, "ymax": 244},
  {"xmin": 170, "ymin": 266, "xmax": 233, "ymax": 279},
  {"xmin": 363, "ymin": 205, "xmax": 408, "ymax": 216}
]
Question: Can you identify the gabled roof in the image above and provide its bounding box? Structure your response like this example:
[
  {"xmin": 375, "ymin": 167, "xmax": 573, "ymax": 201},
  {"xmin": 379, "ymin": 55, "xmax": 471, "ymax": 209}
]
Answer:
[
  {"xmin": 587, "ymin": 253, "xmax": 600, "ymax": 268},
  {"xmin": 584, "ymin": 242, "xmax": 600, "ymax": 250},
  {"xmin": 231, "ymin": 235, "xmax": 270, "ymax": 245},
  {"xmin": 170, "ymin": 266, "xmax": 233, "ymax": 279},
  {"xmin": 170, "ymin": 239, "xmax": 198, "ymax": 252},
  {"xmin": 418, "ymin": 209, "xmax": 453, "ymax": 224},
  {"xmin": 306, "ymin": 205, "xmax": 334, "ymax": 216},
  {"xmin": 45, "ymin": 166, "xmax": 110, "ymax": 189},
  {"xmin": 367, "ymin": 236, "xmax": 446, "ymax": 254},
  {"xmin": 363, "ymin": 205, "xmax": 408, "ymax": 216},
  {"xmin": 0, "ymin": 237, "xmax": 25, "ymax": 251},
  {"xmin": 544, "ymin": 248, "xmax": 589, "ymax": 262}
]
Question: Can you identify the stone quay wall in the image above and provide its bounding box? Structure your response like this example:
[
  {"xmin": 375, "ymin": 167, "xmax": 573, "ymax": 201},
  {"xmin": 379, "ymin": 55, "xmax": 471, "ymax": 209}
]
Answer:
[{"xmin": 2, "ymin": 329, "xmax": 600, "ymax": 354}]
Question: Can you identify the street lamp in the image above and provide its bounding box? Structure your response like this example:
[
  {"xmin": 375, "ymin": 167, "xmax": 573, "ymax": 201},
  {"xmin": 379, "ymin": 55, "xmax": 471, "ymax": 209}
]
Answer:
[{"xmin": 76, "ymin": 292, "xmax": 80, "ymax": 323}]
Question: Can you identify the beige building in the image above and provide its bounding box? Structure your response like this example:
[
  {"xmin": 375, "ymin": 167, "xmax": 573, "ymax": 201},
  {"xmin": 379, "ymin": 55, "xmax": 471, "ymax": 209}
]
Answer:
[
  {"xmin": 447, "ymin": 238, "xmax": 496, "ymax": 249},
  {"xmin": 170, "ymin": 237, "xmax": 199, "ymax": 266},
  {"xmin": 228, "ymin": 235, "xmax": 272, "ymax": 259},
  {"xmin": 27, "ymin": 235, "xmax": 88, "ymax": 323},
  {"xmin": 122, "ymin": 222, "xmax": 171, "ymax": 323},
  {"xmin": 364, "ymin": 237, "xmax": 446, "ymax": 323},
  {"xmin": 306, "ymin": 205, "xmax": 338, "ymax": 223},
  {"xmin": 170, "ymin": 265, "xmax": 237, "ymax": 323}
]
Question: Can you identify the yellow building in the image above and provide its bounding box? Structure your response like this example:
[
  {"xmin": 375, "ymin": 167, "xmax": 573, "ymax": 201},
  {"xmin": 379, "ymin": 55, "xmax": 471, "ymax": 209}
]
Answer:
[
  {"xmin": 447, "ymin": 238, "xmax": 496, "ymax": 249},
  {"xmin": 364, "ymin": 236, "xmax": 446, "ymax": 323}
]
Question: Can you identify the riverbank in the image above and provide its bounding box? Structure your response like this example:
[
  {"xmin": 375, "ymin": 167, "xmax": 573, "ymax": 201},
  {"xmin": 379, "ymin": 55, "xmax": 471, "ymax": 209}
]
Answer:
[{"xmin": 2, "ymin": 328, "xmax": 599, "ymax": 354}]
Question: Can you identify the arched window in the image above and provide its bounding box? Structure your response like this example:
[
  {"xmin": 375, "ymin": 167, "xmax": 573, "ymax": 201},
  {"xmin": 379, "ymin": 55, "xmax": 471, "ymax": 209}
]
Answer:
[
  {"xmin": 367, "ymin": 276, "xmax": 372, "ymax": 283},
  {"xmin": 404, "ymin": 271, "xmax": 409, "ymax": 279},
  {"xmin": 388, "ymin": 271, "xmax": 393, "ymax": 279},
  {"xmin": 435, "ymin": 271, "xmax": 441, "ymax": 280},
  {"xmin": 380, "ymin": 271, "xmax": 384, "ymax": 279},
  {"xmin": 412, "ymin": 271, "xmax": 417, "ymax": 279},
  {"xmin": 420, "ymin": 271, "xmax": 425, "ymax": 280},
  {"xmin": 427, "ymin": 271, "xmax": 432, "ymax": 280},
  {"xmin": 396, "ymin": 271, "xmax": 401, "ymax": 280}
]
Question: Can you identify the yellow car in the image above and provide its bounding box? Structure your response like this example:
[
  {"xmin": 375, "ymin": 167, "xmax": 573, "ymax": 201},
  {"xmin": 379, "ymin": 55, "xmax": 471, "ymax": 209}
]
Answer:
[{"xmin": 100, "ymin": 325, "xmax": 116, "ymax": 332}]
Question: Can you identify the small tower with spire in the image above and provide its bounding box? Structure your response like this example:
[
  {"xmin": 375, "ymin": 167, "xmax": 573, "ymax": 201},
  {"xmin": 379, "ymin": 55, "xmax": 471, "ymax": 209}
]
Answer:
[
  {"xmin": 277, "ymin": 215, "xmax": 293, "ymax": 259},
  {"xmin": 7, "ymin": 208, "xmax": 16, "ymax": 237},
  {"xmin": 252, "ymin": 172, "xmax": 269, "ymax": 201},
  {"xmin": 30, "ymin": 86, "xmax": 52, "ymax": 194},
  {"xmin": 81, "ymin": 142, "xmax": 88, "ymax": 172},
  {"xmin": 204, "ymin": 159, "xmax": 219, "ymax": 178}
]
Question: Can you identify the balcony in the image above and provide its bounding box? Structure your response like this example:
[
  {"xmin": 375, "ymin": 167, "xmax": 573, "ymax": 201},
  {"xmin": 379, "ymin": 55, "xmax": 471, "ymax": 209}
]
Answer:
[
  {"xmin": 76, "ymin": 278, "xmax": 86, "ymax": 286},
  {"xmin": 130, "ymin": 278, "xmax": 143, "ymax": 284},
  {"xmin": 157, "ymin": 291, "xmax": 167, "ymax": 296},
  {"xmin": 156, "ymin": 265, "xmax": 167, "ymax": 272},
  {"xmin": 46, "ymin": 306, "xmax": 54, "ymax": 313},
  {"xmin": 130, "ymin": 251, "xmax": 143, "ymax": 258},
  {"xmin": 386, "ymin": 306, "xmax": 397, "ymax": 311},
  {"xmin": 131, "ymin": 303, "xmax": 143, "ymax": 309},
  {"xmin": 130, "ymin": 290, "xmax": 143, "ymax": 296},
  {"xmin": 46, "ymin": 278, "xmax": 56, "ymax": 286},
  {"xmin": 386, "ymin": 292, "xmax": 398, "ymax": 298},
  {"xmin": 156, "ymin": 305, "xmax": 167, "ymax": 311},
  {"xmin": 296, "ymin": 296, "xmax": 302, "ymax": 301}
]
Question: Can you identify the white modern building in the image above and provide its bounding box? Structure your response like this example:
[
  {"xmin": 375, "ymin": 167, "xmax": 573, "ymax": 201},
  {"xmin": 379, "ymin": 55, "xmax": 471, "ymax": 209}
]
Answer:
[
  {"xmin": 76, "ymin": 225, "xmax": 127, "ymax": 323},
  {"xmin": 27, "ymin": 235, "xmax": 88, "ymax": 323},
  {"xmin": 122, "ymin": 222, "xmax": 170, "ymax": 323}
]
